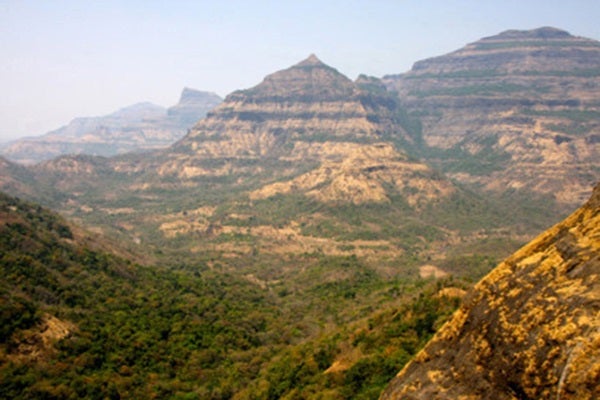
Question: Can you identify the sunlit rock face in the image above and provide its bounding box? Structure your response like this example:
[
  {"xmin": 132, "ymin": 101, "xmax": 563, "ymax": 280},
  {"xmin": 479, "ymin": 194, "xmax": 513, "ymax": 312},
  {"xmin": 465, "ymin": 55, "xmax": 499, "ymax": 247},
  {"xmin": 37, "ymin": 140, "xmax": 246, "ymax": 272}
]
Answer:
[{"xmin": 381, "ymin": 183, "xmax": 600, "ymax": 400}]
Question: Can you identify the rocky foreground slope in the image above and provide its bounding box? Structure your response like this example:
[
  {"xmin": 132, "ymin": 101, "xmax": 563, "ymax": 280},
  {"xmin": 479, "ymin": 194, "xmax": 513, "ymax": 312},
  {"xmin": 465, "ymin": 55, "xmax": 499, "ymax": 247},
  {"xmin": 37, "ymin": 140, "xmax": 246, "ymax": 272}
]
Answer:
[
  {"xmin": 381, "ymin": 182, "xmax": 600, "ymax": 399},
  {"xmin": 384, "ymin": 27, "xmax": 600, "ymax": 206}
]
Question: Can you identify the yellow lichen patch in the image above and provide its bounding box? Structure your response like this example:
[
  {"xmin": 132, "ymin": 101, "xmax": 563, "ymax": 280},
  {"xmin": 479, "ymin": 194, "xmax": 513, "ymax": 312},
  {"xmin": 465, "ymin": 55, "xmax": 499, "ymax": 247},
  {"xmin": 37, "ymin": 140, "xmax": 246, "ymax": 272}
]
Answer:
[
  {"xmin": 522, "ymin": 306, "xmax": 548, "ymax": 330},
  {"xmin": 517, "ymin": 251, "xmax": 545, "ymax": 267},
  {"xmin": 436, "ymin": 308, "xmax": 468, "ymax": 341},
  {"xmin": 549, "ymin": 320, "xmax": 580, "ymax": 343},
  {"xmin": 506, "ymin": 287, "xmax": 522, "ymax": 299},
  {"xmin": 555, "ymin": 279, "xmax": 587, "ymax": 297},
  {"xmin": 413, "ymin": 349, "xmax": 431, "ymax": 364},
  {"xmin": 426, "ymin": 369, "xmax": 445, "ymax": 384},
  {"xmin": 473, "ymin": 337, "xmax": 492, "ymax": 360}
]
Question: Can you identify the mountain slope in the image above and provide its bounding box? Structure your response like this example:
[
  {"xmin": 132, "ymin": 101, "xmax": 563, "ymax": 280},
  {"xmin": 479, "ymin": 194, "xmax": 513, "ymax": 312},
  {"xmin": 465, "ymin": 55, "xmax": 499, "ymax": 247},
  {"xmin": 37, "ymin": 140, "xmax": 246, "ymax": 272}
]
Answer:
[
  {"xmin": 163, "ymin": 54, "xmax": 452, "ymax": 206},
  {"xmin": 0, "ymin": 89, "xmax": 222, "ymax": 164},
  {"xmin": 119, "ymin": 55, "xmax": 523, "ymax": 264},
  {"xmin": 384, "ymin": 27, "xmax": 600, "ymax": 206},
  {"xmin": 0, "ymin": 55, "xmax": 552, "ymax": 275},
  {"xmin": 381, "ymin": 182, "xmax": 600, "ymax": 399},
  {"xmin": 0, "ymin": 191, "xmax": 465, "ymax": 399}
]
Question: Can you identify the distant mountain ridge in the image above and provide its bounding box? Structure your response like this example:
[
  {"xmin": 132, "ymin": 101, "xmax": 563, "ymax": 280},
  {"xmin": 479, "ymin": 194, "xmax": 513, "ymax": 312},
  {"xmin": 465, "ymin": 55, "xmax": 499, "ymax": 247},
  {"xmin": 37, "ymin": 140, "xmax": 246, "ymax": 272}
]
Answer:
[
  {"xmin": 384, "ymin": 27, "xmax": 600, "ymax": 207},
  {"xmin": 0, "ymin": 88, "xmax": 222, "ymax": 164}
]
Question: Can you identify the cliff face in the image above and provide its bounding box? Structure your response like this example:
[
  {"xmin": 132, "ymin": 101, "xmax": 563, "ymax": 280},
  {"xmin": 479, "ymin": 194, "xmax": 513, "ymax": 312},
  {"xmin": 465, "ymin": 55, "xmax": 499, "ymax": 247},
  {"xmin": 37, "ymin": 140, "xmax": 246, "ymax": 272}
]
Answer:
[
  {"xmin": 173, "ymin": 55, "xmax": 388, "ymax": 158},
  {"xmin": 0, "ymin": 54, "xmax": 567, "ymax": 270},
  {"xmin": 0, "ymin": 90, "xmax": 222, "ymax": 164},
  {"xmin": 384, "ymin": 27, "xmax": 600, "ymax": 206},
  {"xmin": 163, "ymin": 55, "xmax": 452, "ymax": 206},
  {"xmin": 381, "ymin": 183, "xmax": 600, "ymax": 399}
]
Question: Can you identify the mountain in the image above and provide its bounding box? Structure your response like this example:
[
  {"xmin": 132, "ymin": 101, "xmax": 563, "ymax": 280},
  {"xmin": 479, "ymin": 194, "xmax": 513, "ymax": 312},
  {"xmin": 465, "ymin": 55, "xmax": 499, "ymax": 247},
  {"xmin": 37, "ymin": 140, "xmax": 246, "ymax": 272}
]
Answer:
[
  {"xmin": 167, "ymin": 87, "xmax": 225, "ymax": 127},
  {"xmin": 383, "ymin": 27, "xmax": 600, "ymax": 207},
  {"xmin": 1, "ymin": 32, "xmax": 598, "ymax": 399},
  {"xmin": 381, "ymin": 182, "xmax": 600, "ymax": 399},
  {"xmin": 0, "ymin": 89, "xmax": 222, "ymax": 164},
  {"xmin": 0, "ymin": 55, "xmax": 555, "ymax": 273},
  {"xmin": 164, "ymin": 54, "xmax": 449, "ymax": 206},
  {"xmin": 99, "ymin": 55, "xmax": 531, "ymax": 266}
]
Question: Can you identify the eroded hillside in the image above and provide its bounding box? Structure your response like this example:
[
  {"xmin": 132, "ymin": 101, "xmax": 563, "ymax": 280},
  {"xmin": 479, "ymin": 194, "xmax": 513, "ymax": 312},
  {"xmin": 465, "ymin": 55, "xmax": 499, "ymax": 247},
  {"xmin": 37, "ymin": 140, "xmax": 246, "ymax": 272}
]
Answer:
[{"xmin": 0, "ymin": 55, "xmax": 529, "ymax": 276}]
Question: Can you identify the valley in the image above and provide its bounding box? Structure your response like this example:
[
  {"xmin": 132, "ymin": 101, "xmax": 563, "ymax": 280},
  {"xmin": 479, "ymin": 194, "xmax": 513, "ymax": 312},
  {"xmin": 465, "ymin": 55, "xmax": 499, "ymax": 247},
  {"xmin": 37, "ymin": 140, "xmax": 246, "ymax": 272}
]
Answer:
[{"xmin": 1, "ymin": 27, "xmax": 598, "ymax": 399}]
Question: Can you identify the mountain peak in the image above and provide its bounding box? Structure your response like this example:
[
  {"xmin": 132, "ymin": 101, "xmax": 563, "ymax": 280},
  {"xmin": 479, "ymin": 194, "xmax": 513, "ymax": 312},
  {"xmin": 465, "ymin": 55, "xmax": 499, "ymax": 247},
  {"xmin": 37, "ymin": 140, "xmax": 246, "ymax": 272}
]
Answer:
[
  {"xmin": 484, "ymin": 26, "xmax": 573, "ymax": 41},
  {"xmin": 295, "ymin": 53, "xmax": 325, "ymax": 67},
  {"xmin": 227, "ymin": 54, "xmax": 355, "ymax": 101},
  {"xmin": 176, "ymin": 87, "xmax": 222, "ymax": 105}
]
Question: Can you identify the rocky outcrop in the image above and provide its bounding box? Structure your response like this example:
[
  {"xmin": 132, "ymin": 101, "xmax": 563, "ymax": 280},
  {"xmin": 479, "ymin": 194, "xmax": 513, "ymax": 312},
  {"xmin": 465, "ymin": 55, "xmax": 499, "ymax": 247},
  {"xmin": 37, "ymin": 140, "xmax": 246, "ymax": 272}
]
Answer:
[
  {"xmin": 384, "ymin": 27, "xmax": 600, "ymax": 206},
  {"xmin": 380, "ymin": 183, "xmax": 600, "ymax": 399},
  {"xmin": 0, "ymin": 89, "xmax": 222, "ymax": 164},
  {"xmin": 167, "ymin": 88, "xmax": 223, "ymax": 127}
]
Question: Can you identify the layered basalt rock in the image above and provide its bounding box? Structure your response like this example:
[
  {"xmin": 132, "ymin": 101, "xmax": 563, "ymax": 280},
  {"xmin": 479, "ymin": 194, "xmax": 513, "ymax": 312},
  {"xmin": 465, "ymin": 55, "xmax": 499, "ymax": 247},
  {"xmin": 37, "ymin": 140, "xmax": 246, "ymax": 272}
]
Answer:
[
  {"xmin": 384, "ymin": 27, "xmax": 600, "ymax": 206},
  {"xmin": 164, "ymin": 55, "xmax": 451, "ymax": 205}
]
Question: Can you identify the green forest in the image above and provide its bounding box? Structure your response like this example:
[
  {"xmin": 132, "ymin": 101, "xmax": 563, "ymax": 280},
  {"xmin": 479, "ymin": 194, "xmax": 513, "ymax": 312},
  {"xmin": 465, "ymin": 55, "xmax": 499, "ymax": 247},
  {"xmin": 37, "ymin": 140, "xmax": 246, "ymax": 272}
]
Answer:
[{"xmin": 0, "ymin": 192, "xmax": 466, "ymax": 399}]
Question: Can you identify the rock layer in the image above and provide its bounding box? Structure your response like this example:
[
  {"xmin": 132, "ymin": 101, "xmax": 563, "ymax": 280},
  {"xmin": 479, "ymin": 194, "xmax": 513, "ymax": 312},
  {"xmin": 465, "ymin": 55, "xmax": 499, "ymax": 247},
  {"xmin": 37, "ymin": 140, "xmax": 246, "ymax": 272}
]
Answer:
[
  {"xmin": 384, "ymin": 27, "xmax": 600, "ymax": 206},
  {"xmin": 165, "ymin": 55, "xmax": 449, "ymax": 206}
]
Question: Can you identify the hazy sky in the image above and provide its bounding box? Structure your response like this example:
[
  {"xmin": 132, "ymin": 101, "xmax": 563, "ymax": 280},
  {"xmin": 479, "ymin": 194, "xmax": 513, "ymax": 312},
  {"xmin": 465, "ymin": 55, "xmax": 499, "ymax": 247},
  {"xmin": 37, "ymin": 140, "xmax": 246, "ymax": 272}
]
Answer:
[{"xmin": 1, "ymin": 0, "xmax": 599, "ymax": 142}]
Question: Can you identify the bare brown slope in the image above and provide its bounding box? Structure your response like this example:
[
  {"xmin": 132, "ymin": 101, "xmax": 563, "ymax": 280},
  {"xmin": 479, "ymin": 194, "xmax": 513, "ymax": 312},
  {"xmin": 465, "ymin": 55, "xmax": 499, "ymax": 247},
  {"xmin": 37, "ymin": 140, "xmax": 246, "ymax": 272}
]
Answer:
[{"xmin": 381, "ymin": 183, "xmax": 600, "ymax": 399}]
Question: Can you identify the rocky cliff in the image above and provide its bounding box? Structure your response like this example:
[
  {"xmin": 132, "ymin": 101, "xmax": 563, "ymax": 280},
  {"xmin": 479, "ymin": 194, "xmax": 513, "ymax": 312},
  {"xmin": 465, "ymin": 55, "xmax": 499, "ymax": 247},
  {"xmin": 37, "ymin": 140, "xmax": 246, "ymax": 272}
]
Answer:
[
  {"xmin": 0, "ymin": 89, "xmax": 222, "ymax": 164},
  {"xmin": 164, "ymin": 55, "xmax": 451, "ymax": 206},
  {"xmin": 380, "ymin": 182, "xmax": 600, "ymax": 399},
  {"xmin": 384, "ymin": 27, "xmax": 600, "ymax": 206}
]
